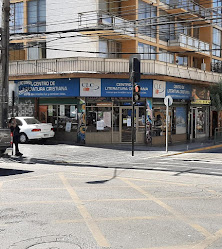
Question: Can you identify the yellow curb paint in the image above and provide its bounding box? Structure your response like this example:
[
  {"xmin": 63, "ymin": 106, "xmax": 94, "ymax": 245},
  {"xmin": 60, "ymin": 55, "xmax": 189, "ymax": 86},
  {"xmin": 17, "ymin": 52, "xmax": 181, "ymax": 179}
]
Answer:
[
  {"xmin": 121, "ymin": 178, "xmax": 212, "ymax": 238},
  {"xmin": 162, "ymin": 144, "xmax": 222, "ymax": 157},
  {"xmin": 59, "ymin": 173, "xmax": 110, "ymax": 248}
]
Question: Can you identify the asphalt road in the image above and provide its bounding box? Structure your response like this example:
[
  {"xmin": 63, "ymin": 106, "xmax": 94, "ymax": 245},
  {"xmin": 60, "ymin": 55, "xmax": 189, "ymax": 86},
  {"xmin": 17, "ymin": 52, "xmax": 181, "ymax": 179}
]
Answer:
[{"xmin": 0, "ymin": 143, "xmax": 222, "ymax": 249}]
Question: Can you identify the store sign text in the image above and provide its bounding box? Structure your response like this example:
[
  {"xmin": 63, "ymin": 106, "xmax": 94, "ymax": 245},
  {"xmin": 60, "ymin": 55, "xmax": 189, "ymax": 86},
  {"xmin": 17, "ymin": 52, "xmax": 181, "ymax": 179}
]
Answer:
[
  {"xmin": 16, "ymin": 79, "xmax": 79, "ymax": 97},
  {"xmin": 102, "ymin": 79, "xmax": 152, "ymax": 97},
  {"xmin": 166, "ymin": 82, "xmax": 191, "ymax": 99}
]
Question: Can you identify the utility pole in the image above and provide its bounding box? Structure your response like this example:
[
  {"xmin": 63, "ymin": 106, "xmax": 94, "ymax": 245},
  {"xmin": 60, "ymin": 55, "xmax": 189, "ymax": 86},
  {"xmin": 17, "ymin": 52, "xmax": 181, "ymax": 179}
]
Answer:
[{"xmin": 0, "ymin": 0, "xmax": 10, "ymax": 128}]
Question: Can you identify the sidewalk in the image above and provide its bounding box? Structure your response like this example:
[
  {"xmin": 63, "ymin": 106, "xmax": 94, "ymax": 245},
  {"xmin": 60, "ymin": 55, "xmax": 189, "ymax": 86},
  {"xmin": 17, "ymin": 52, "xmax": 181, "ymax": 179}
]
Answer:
[{"xmin": 83, "ymin": 138, "xmax": 221, "ymax": 156}]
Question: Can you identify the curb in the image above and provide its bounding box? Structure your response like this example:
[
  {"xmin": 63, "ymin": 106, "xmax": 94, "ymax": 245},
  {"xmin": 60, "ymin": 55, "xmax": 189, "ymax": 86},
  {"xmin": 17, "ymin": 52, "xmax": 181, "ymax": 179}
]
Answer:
[{"xmin": 161, "ymin": 143, "xmax": 222, "ymax": 157}]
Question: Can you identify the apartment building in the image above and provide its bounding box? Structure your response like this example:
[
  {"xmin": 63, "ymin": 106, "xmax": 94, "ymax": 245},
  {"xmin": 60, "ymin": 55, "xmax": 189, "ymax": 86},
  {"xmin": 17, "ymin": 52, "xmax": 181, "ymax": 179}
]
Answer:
[{"xmin": 8, "ymin": 0, "xmax": 222, "ymax": 144}]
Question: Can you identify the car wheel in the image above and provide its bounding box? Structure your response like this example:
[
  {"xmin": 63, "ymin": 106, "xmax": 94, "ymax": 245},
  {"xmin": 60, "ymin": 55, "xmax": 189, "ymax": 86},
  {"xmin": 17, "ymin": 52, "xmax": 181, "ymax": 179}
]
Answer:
[{"xmin": 19, "ymin": 133, "xmax": 28, "ymax": 143}]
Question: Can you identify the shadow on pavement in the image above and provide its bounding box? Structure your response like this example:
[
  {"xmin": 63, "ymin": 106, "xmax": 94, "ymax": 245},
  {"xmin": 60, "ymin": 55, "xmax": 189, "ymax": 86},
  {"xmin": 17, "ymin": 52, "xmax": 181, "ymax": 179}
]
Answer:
[
  {"xmin": 86, "ymin": 168, "xmax": 117, "ymax": 184},
  {"xmin": 0, "ymin": 168, "xmax": 33, "ymax": 177},
  {"xmin": 6, "ymin": 156, "xmax": 222, "ymax": 178}
]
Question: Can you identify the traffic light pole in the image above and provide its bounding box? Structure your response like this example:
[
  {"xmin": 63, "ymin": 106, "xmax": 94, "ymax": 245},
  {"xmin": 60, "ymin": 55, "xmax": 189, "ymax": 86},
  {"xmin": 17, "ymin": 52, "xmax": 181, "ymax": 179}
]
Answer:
[
  {"xmin": 0, "ymin": 0, "xmax": 10, "ymax": 128},
  {"xmin": 129, "ymin": 55, "xmax": 141, "ymax": 157},
  {"xmin": 131, "ymin": 80, "xmax": 135, "ymax": 157}
]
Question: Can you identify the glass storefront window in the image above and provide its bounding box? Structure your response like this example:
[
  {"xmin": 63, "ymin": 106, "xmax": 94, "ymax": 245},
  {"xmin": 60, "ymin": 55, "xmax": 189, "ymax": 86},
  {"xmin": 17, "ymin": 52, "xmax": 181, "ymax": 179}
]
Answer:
[
  {"xmin": 86, "ymin": 107, "xmax": 112, "ymax": 132},
  {"xmin": 152, "ymin": 106, "xmax": 166, "ymax": 136},
  {"xmin": 196, "ymin": 108, "xmax": 206, "ymax": 134},
  {"xmin": 138, "ymin": 107, "xmax": 146, "ymax": 132},
  {"xmin": 113, "ymin": 107, "xmax": 119, "ymax": 131},
  {"xmin": 39, "ymin": 104, "xmax": 78, "ymax": 132}
]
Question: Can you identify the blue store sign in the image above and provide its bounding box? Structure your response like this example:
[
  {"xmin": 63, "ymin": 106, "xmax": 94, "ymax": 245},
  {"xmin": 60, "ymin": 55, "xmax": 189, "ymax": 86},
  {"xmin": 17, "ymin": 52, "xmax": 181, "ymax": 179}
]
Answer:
[
  {"xmin": 166, "ymin": 82, "xmax": 191, "ymax": 99},
  {"xmin": 101, "ymin": 79, "xmax": 153, "ymax": 97},
  {"xmin": 16, "ymin": 78, "xmax": 80, "ymax": 98}
]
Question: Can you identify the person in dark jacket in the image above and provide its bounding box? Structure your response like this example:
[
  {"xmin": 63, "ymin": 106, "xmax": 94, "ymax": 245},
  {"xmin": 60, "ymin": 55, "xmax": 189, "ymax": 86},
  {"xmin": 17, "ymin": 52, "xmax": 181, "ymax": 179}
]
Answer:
[{"xmin": 9, "ymin": 118, "xmax": 23, "ymax": 156}]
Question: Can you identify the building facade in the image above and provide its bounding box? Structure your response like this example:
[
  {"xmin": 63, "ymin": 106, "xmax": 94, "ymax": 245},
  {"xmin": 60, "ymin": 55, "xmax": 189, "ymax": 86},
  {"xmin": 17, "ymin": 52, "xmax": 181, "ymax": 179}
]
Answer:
[{"xmin": 8, "ymin": 0, "xmax": 222, "ymax": 145}]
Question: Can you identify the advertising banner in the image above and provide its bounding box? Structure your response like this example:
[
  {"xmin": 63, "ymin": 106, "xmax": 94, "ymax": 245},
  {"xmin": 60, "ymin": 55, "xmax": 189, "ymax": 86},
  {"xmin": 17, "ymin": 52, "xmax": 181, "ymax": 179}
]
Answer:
[
  {"xmin": 16, "ymin": 78, "xmax": 80, "ymax": 97},
  {"xmin": 176, "ymin": 107, "xmax": 187, "ymax": 134},
  {"xmin": 166, "ymin": 82, "xmax": 191, "ymax": 100},
  {"xmin": 101, "ymin": 79, "xmax": 152, "ymax": 97},
  {"xmin": 191, "ymin": 86, "xmax": 211, "ymax": 104}
]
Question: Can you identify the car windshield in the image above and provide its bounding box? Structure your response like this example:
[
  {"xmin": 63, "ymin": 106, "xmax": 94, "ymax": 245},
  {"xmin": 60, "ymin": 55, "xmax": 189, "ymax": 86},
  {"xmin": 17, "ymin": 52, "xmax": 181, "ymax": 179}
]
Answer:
[{"xmin": 24, "ymin": 118, "xmax": 41, "ymax": 125}]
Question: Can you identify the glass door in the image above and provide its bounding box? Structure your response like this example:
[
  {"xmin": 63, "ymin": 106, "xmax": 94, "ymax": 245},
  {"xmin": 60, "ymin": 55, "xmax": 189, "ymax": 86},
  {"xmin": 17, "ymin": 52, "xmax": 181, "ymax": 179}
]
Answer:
[{"xmin": 120, "ymin": 107, "xmax": 137, "ymax": 143}]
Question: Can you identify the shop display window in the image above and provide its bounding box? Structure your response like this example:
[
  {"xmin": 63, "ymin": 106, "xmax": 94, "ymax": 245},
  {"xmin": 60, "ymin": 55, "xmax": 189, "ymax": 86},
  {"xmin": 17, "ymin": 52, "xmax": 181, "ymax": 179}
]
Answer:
[
  {"xmin": 113, "ymin": 107, "xmax": 119, "ymax": 131},
  {"xmin": 39, "ymin": 105, "xmax": 78, "ymax": 132},
  {"xmin": 138, "ymin": 108, "xmax": 146, "ymax": 132},
  {"xmin": 86, "ymin": 107, "xmax": 112, "ymax": 132},
  {"xmin": 196, "ymin": 108, "xmax": 206, "ymax": 134},
  {"xmin": 152, "ymin": 107, "xmax": 166, "ymax": 136}
]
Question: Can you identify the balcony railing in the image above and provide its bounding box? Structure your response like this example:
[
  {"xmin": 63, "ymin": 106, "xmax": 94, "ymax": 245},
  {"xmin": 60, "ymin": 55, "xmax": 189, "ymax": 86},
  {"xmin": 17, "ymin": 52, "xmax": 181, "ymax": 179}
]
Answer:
[
  {"xmin": 160, "ymin": 0, "xmax": 211, "ymax": 19},
  {"xmin": 9, "ymin": 57, "xmax": 222, "ymax": 83},
  {"xmin": 78, "ymin": 10, "xmax": 135, "ymax": 37},
  {"xmin": 168, "ymin": 34, "xmax": 210, "ymax": 55}
]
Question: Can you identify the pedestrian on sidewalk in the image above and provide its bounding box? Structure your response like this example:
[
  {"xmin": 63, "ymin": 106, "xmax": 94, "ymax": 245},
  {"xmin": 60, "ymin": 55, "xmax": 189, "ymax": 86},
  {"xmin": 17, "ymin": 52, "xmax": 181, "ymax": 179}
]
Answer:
[{"xmin": 8, "ymin": 118, "xmax": 23, "ymax": 156}]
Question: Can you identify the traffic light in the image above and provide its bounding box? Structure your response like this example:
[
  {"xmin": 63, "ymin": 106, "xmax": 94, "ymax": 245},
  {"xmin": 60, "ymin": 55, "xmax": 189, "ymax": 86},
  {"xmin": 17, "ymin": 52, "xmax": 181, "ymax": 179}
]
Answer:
[
  {"xmin": 129, "ymin": 56, "xmax": 141, "ymax": 83},
  {"xmin": 133, "ymin": 83, "xmax": 141, "ymax": 102}
]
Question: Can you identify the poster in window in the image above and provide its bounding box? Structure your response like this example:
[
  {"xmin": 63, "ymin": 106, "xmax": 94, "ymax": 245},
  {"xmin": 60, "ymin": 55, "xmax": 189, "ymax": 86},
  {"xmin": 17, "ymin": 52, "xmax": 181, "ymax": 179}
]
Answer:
[
  {"xmin": 127, "ymin": 118, "xmax": 131, "ymax": 127},
  {"xmin": 65, "ymin": 122, "xmax": 72, "ymax": 132},
  {"xmin": 48, "ymin": 105, "xmax": 53, "ymax": 117},
  {"xmin": 176, "ymin": 107, "xmax": 186, "ymax": 134},
  {"xmin": 60, "ymin": 105, "xmax": 65, "ymax": 116},
  {"xmin": 96, "ymin": 120, "xmax": 105, "ymax": 130},
  {"xmin": 70, "ymin": 106, "xmax": 76, "ymax": 118},
  {"xmin": 103, "ymin": 112, "xmax": 111, "ymax": 127}
]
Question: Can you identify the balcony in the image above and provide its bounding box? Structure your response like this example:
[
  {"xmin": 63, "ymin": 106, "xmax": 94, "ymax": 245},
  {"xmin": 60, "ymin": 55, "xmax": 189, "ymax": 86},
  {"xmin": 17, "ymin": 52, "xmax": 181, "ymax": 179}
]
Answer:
[
  {"xmin": 168, "ymin": 34, "xmax": 210, "ymax": 57},
  {"xmin": 9, "ymin": 57, "xmax": 222, "ymax": 84},
  {"xmin": 161, "ymin": 0, "xmax": 211, "ymax": 24},
  {"xmin": 78, "ymin": 10, "xmax": 136, "ymax": 40}
]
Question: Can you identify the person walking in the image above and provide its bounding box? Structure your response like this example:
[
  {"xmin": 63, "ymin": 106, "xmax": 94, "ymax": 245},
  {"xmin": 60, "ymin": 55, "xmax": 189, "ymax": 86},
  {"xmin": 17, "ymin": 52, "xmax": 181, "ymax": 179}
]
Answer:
[{"xmin": 8, "ymin": 118, "xmax": 23, "ymax": 156}]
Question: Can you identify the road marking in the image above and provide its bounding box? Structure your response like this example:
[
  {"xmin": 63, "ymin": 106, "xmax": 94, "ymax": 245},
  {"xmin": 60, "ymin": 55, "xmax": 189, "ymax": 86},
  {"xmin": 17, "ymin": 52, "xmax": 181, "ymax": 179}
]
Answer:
[
  {"xmin": 56, "ymin": 213, "xmax": 222, "ymax": 224},
  {"xmin": 137, "ymin": 245, "xmax": 193, "ymax": 249},
  {"xmin": 59, "ymin": 173, "xmax": 110, "ymax": 248},
  {"xmin": 0, "ymin": 200, "xmax": 73, "ymax": 206},
  {"xmin": 0, "ymin": 182, "xmax": 3, "ymax": 190},
  {"xmin": 121, "ymin": 178, "xmax": 212, "ymax": 238},
  {"xmin": 191, "ymin": 229, "xmax": 222, "ymax": 249},
  {"xmin": 55, "ymin": 215, "xmax": 174, "ymax": 224}
]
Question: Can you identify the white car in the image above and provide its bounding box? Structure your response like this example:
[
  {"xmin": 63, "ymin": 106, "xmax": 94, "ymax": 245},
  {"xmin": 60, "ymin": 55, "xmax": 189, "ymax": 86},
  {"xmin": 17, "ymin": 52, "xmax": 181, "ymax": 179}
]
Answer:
[{"xmin": 15, "ymin": 117, "xmax": 55, "ymax": 143}]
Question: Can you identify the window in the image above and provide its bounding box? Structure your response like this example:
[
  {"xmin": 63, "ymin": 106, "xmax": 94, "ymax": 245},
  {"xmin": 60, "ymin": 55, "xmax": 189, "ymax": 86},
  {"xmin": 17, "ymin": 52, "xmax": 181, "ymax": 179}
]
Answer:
[
  {"xmin": 24, "ymin": 118, "xmax": 41, "ymax": 125},
  {"xmin": 211, "ymin": 59, "xmax": 222, "ymax": 73},
  {"xmin": 9, "ymin": 43, "xmax": 25, "ymax": 61},
  {"xmin": 86, "ymin": 107, "xmax": 112, "ymax": 132},
  {"xmin": 213, "ymin": 0, "xmax": 222, "ymax": 27},
  {"xmin": 99, "ymin": 39, "xmax": 122, "ymax": 58},
  {"xmin": 212, "ymin": 28, "xmax": 221, "ymax": 57},
  {"xmin": 176, "ymin": 22, "xmax": 191, "ymax": 37},
  {"xmin": 27, "ymin": 42, "xmax": 46, "ymax": 60},
  {"xmin": 28, "ymin": 0, "xmax": 46, "ymax": 32},
  {"xmin": 39, "ymin": 105, "xmax": 78, "ymax": 132},
  {"xmin": 106, "ymin": 0, "xmax": 121, "ymax": 15},
  {"xmin": 138, "ymin": 0, "xmax": 157, "ymax": 38},
  {"xmin": 138, "ymin": 43, "xmax": 156, "ymax": 60},
  {"xmin": 10, "ymin": 2, "xmax": 23, "ymax": 33},
  {"xmin": 177, "ymin": 56, "xmax": 188, "ymax": 66},
  {"xmin": 159, "ymin": 50, "xmax": 174, "ymax": 63},
  {"xmin": 159, "ymin": 10, "xmax": 175, "ymax": 41}
]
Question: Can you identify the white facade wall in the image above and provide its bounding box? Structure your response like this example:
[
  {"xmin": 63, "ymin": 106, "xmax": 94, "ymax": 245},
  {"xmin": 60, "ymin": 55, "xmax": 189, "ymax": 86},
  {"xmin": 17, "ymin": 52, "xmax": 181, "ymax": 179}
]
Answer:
[{"xmin": 46, "ymin": 0, "xmax": 99, "ymax": 58}]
